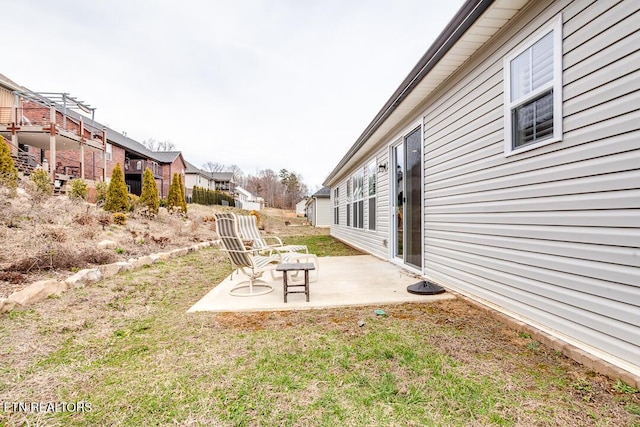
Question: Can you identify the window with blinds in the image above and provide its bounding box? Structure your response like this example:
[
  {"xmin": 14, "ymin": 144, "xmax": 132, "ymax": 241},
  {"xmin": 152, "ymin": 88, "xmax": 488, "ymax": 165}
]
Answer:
[
  {"xmin": 504, "ymin": 15, "xmax": 562, "ymax": 155},
  {"xmin": 367, "ymin": 160, "xmax": 376, "ymax": 231},
  {"xmin": 333, "ymin": 187, "xmax": 339, "ymax": 225},
  {"xmin": 351, "ymin": 169, "xmax": 364, "ymax": 229}
]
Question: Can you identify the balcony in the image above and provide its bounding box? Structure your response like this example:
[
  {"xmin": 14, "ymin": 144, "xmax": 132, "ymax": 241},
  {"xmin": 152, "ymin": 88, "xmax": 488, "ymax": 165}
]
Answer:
[
  {"xmin": 124, "ymin": 159, "xmax": 162, "ymax": 179},
  {"xmin": 0, "ymin": 105, "xmax": 104, "ymax": 151}
]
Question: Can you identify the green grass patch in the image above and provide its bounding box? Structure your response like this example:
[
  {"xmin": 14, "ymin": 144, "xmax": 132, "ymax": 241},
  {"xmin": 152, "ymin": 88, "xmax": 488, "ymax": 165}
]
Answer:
[
  {"xmin": 1, "ymin": 248, "xmax": 638, "ymax": 426},
  {"xmin": 282, "ymin": 235, "xmax": 364, "ymax": 257}
]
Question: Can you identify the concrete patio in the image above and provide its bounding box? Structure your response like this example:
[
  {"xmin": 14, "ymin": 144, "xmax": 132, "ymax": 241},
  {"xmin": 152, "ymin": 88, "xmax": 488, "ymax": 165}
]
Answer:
[{"xmin": 188, "ymin": 255, "xmax": 455, "ymax": 313}]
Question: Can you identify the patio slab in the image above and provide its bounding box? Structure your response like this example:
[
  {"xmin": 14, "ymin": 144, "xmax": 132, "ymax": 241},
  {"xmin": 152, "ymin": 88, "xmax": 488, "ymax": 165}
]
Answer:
[{"xmin": 187, "ymin": 255, "xmax": 454, "ymax": 313}]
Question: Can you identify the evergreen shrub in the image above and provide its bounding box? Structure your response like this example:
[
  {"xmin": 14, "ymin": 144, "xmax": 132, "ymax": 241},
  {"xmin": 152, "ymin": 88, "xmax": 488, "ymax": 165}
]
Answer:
[{"xmin": 104, "ymin": 163, "xmax": 129, "ymax": 212}]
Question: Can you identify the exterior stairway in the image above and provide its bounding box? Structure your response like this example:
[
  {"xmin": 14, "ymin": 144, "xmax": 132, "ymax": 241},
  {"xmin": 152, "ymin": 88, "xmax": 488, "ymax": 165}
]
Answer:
[{"xmin": 11, "ymin": 153, "xmax": 38, "ymax": 177}]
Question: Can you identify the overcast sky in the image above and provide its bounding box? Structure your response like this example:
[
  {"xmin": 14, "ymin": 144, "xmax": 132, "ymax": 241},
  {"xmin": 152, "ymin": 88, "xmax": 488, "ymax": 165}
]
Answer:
[{"xmin": 4, "ymin": 0, "xmax": 463, "ymax": 192}]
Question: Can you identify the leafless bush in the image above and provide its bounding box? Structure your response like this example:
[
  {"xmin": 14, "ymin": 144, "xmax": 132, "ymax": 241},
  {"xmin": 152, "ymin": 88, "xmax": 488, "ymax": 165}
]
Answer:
[
  {"xmin": 189, "ymin": 217, "xmax": 203, "ymax": 233},
  {"xmin": 0, "ymin": 271, "xmax": 26, "ymax": 284},
  {"xmin": 1, "ymin": 196, "xmax": 222, "ymax": 296},
  {"xmin": 97, "ymin": 213, "xmax": 112, "ymax": 229},
  {"xmin": 81, "ymin": 227, "xmax": 99, "ymax": 240},
  {"xmin": 39, "ymin": 226, "xmax": 68, "ymax": 243},
  {"xmin": 7, "ymin": 243, "xmax": 116, "ymax": 273},
  {"xmin": 73, "ymin": 209, "xmax": 95, "ymax": 226}
]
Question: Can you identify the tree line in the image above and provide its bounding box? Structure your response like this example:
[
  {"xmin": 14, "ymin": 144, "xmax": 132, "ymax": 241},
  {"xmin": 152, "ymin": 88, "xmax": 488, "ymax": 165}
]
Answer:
[
  {"xmin": 203, "ymin": 163, "xmax": 307, "ymax": 210},
  {"xmin": 142, "ymin": 139, "xmax": 309, "ymax": 210}
]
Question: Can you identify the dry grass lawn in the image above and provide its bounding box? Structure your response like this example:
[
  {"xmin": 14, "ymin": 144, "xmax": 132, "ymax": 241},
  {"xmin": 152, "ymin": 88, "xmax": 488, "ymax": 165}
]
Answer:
[
  {"xmin": 1, "ymin": 188, "xmax": 639, "ymax": 426},
  {"xmin": 0, "ymin": 187, "xmax": 324, "ymax": 298}
]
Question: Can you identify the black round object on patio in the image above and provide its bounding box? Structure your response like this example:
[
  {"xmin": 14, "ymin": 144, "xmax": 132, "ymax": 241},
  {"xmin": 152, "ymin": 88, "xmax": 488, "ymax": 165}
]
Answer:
[{"xmin": 407, "ymin": 280, "xmax": 446, "ymax": 295}]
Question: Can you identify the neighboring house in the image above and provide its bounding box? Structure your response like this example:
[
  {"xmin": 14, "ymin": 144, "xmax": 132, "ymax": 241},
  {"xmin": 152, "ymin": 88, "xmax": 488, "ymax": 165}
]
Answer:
[
  {"xmin": 184, "ymin": 161, "xmax": 214, "ymax": 199},
  {"xmin": 235, "ymin": 186, "xmax": 262, "ymax": 211},
  {"xmin": 295, "ymin": 198, "xmax": 308, "ymax": 216},
  {"xmin": 0, "ymin": 73, "xmax": 187, "ymax": 198},
  {"xmin": 324, "ymin": 0, "xmax": 639, "ymax": 382},
  {"xmin": 106, "ymin": 131, "xmax": 162, "ymax": 196},
  {"xmin": 305, "ymin": 187, "xmax": 331, "ymax": 227},
  {"xmin": 0, "ymin": 74, "xmax": 107, "ymax": 184},
  {"xmin": 209, "ymin": 172, "xmax": 235, "ymax": 194},
  {"xmin": 93, "ymin": 130, "xmax": 184, "ymax": 198},
  {"xmin": 151, "ymin": 151, "xmax": 186, "ymax": 198}
]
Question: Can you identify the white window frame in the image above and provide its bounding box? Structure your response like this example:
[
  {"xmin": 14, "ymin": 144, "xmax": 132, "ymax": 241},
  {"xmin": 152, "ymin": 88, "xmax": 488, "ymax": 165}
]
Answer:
[
  {"xmin": 105, "ymin": 143, "xmax": 113, "ymax": 161},
  {"xmin": 346, "ymin": 178, "xmax": 352, "ymax": 227},
  {"xmin": 504, "ymin": 15, "xmax": 563, "ymax": 156},
  {"xmin": 333, "ymin": 187, "xmax": 339, "ymax": 225},
  {"xmin": 367, "ymin": 160, "xmax": 377, "ymax": 231},
  {"xmin": 350, "ymin": 168, "xmax": 364, "ymax": 229}
]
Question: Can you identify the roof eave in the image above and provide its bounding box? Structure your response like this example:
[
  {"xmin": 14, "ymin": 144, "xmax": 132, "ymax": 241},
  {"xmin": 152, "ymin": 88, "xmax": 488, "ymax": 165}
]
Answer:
[{"xmin": 323, "ymin": 0, "xmax": 495, "ymax": 186}]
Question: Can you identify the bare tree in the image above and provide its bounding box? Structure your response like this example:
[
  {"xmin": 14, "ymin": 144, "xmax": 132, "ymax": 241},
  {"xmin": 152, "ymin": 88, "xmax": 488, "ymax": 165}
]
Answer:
[
  {"xmin": 279, "ymin": 169, "xmax": 307, "ymax": 210},
  {"xmin": 201, "ymin": 162, "xmax": 226, "ymax": 173},
  {"xmin": 246, "ymin": 175, "xmax": 263, "ymax": 196},
  {"xmin": 243, "ymin": 168, "xmax": 308, "ymax": 209},
  {"xmin": 258, "ymin": 169, "xmax": 281, "ymax": 208},
  {"xmin": 228, "ymin": 164, "xmax": 245, "ymax": 187},
  {"xmin": 142, "ymin": 138, "xmax": 177, "ymax": 151},
  {"xmin": 202, "ymin": 162, "xmax": 245, "ymax": 186}
]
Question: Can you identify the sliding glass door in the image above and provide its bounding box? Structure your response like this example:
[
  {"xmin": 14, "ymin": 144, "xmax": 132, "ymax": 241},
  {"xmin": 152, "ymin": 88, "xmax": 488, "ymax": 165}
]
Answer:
[{"xmin": 392, "ymin": 127, "xmax": 422, "ymax": 270}]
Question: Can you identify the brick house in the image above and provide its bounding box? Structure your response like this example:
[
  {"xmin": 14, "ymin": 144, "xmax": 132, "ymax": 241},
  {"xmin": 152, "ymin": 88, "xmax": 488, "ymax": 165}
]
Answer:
[
  {"xmin": 0, "ymin": 73, "xmax": 107, "ymax": 185},
  {"xmin": 151, "ymin": 151, "xmax": 186, "ymax": 198},
  {"xmin": 1, "ymin": 73, "xmax": 186, "ymax": 198}
]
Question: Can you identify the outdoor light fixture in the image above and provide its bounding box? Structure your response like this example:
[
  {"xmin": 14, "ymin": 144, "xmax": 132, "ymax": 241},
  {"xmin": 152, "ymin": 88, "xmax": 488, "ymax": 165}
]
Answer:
[{"xmin": 378, "ymin": 162, "xmax": 388, "ymax": 173}]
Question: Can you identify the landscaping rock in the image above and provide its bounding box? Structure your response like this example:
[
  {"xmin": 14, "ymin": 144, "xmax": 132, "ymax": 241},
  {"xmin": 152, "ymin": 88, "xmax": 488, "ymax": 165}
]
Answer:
[
  {"xmin": 0, "ymin": 298, "xmax": 17, "ymax": 314},
  {"xmin": 170, "ymin": 248, "xmax": 188, "ymax": 258},
  {"xmin": 99, "ymin": 262, "xmax": 133, "ymax": 278},
  {"xmin": 154, "ymin": 252, "xmax": 171, "ymax": 261},
  {"xmin": 2, "ymin": 235, "xmax": 214, "ymax": 315},
  {"xmin": 130, "ymin": 256, "xmax": 153, "ymax": 268},
  {"xmin": 64, "ymin": 269, "xmax": 103, "ymax": 288},
  {"xmin": 9, "ymin": 280, "xmax": 67, "ymax": 306},
  {"xmin": 97, "ymin": 240, "xmax": 117, "ymax": 250}
]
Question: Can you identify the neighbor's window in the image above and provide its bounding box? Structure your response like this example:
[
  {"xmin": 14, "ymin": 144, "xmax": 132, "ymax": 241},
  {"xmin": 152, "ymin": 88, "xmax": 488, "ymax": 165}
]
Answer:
[
  {"xmin": 504, "ymin": 15, "xmax": 562, "ymax": 155},
  {"xmin": 367, "ymin": 160, "xmax": 376, "ymax": 231},
  {"xmin": 333, "ymin": 187, "xmax": 339, "ymax": 225},
  {"xmin": 105, "ymin": 143, "xmax": 113, "ymax": 161}
]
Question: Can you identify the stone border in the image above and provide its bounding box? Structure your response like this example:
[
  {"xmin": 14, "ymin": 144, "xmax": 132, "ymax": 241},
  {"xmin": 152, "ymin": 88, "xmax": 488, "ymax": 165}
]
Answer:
[{"xmin": 0, "ymin": 241, "xmax": 219, "ymax": 314}]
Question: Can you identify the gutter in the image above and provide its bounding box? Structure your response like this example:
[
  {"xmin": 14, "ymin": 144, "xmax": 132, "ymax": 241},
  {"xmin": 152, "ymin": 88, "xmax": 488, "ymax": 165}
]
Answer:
[{"xmin": 323, "ymin": 0, "xmax": 494, "ymax": 186}]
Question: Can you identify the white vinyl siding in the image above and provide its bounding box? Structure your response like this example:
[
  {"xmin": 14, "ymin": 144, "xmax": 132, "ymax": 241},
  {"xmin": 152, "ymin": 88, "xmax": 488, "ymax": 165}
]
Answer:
[
  {"xmin": 314, "ymin": 198, "xmax": 332, "ymax": 227},
  {"xmin": 346, "ymin": 179, "xmax": 351, "ymax": 227},
  {"xmin": 331, "ymin": 149, "xmax": 390, "ymax": 259},
  {"xmin": 421, "ymin": 0, "xmax": 640, "ymax": 373}
]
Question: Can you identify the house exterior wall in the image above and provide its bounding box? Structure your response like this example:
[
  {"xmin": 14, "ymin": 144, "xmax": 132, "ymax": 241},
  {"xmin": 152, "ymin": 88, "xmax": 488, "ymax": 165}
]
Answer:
[
  {"xmin": 329, "ymin": 0, "xmax": 640, "ymax": 376},
  {"xmin": 310, "ymin": 197, "xmax": 332, "ymax": 227},
  {"xmin": 419, "ymin": 0, "xmax": 639, "ymax": 374},
  {"xmin": 184, "ymin": 173, "xmax": 198, "ymax": 195},
  {"xmin": 305, "ymin": 201, "xmax": 314, "ymax": 224},
  {"xmin": 20, "ymin": 140, "xmax": 112, "ymax": 182},
  {"xmin": 161, "ymin": 157, "xmax": 186, "ymax": 198},
  {"xmin": 185, "ymin": 173, "xmax": 210, "ymax": 194},
  {"xmin": 106, "ymin": 145, "xmax": 125, "ymax": 179},
  {"xmin": 331, "ymin": 147, "xmax": 390, "ymax": 259}
]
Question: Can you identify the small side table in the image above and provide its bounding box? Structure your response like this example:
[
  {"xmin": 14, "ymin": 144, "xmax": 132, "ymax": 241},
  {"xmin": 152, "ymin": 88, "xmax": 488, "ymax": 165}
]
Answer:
[{"xmin": 276, "ymin": 263, "xmax": 315, "ymax": 303}]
